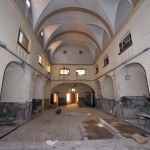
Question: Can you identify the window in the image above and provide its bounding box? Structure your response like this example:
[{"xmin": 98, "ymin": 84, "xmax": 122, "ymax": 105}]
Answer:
[
  {"xmin": 59, "ymin": 68, "xmax": 70, "ymax": 75},
  {"xmin": 76, "ymin": 69, "xmax": 86, "ymax": 75},
  {"xmin": 72, "ymin": 88, "xmax": 76, "ymax": 92},
  {"xmin": 104, "ymin": 55, "xmax": 109, "ymax": 67},
  {"xmin": 39, "ymin": 55, "xmax": 44, "ymax": 66},
  {"xmin": 18, "ymin": 29, "xmax": 29, "ymax": 53},
  {"xmin": 95, "ymin": 65, "xmax": 99, "ymax": 74},
  {"xmin": 47, "ymin": 64, "xmax": 51, "ymax": 73},
  {"xmin": 26, "ymin": 0, "xmax": 31, "ymax": 8},
  {"xmin": 119, "ymin": 33, "xmax": 132, "ymax": 55}
]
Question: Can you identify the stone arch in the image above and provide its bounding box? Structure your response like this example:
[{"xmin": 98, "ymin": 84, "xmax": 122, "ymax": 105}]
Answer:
[{"xmin": 51, "ymin": 83, "xmax": 95, "ymax": 107}]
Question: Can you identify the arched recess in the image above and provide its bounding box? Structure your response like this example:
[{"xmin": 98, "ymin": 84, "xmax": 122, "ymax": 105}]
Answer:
[
  {"xmin": 118, "ymin": 63, "xmax": 150, "ymax": 119},
  {"xmin": 51, "ymin": 83, "xmax": 95, "ymax": 107},
  {"xmin": 32, "ymin": 75, "xmax": 43, "ymax": 114},
  {"xmin": 44, "ymin": 80, "xmax": 51, "ymax": 109},
  {"xmin": 0, "ymin": 61, "xmax": 31, "ymax": 124},
  {"xmin": 115, "ymin": 0, "xmax": 133, "ymax": 32},
  {"xmin": 103, "ymin": 75, "xmax": 115, "ymax": 114},
  {"xmin": 103, "ymin": 76, "xmax": 115, "ymax": 99}
]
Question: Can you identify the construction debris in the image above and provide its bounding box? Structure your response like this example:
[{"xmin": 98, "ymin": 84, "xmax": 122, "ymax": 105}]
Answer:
[{"xmin": 131, "ymin": 133, "xmax": 148, "ymax": 144}]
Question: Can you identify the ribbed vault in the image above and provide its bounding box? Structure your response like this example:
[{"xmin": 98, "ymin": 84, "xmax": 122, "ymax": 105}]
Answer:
[{"xmin": 16, "ymin": 0, "xmax": 140, "ymax": 64}]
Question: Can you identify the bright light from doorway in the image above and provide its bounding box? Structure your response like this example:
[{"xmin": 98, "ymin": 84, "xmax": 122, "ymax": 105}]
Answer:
[
  {"xmin": 66, "ymin": 93, "xmax": 71, "ymax": 103},
  {"xmin": 76, "ymin": 93, "xmax": 78, "ymax": 102}
]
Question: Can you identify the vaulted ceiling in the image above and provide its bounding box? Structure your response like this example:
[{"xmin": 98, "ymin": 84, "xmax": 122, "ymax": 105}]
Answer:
[{"xmin": 16, "ymin": 0, "xmax": 139, "ymax": 65}]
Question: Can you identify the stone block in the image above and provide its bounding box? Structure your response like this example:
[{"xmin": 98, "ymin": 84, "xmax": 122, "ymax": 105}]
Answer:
[{"xmin": 131, "ymin": 133, "xmax": 148, "ymax": 144}]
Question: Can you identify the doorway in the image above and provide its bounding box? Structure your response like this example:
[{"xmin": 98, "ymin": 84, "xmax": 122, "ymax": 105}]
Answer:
[{"xmin": 66, "ymin": 91, "xmax": 78, "ymax": 105}]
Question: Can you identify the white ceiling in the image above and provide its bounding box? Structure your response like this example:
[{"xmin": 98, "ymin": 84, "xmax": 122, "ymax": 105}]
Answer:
[{"xmin": 16, "ymin": 0, "xmax": 138, "ymax": 64}]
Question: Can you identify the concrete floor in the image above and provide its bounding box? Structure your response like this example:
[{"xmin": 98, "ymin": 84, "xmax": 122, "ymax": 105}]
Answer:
[{"xmin": 0, "ymin": 104, "xmax": 150, "ymax": 149}]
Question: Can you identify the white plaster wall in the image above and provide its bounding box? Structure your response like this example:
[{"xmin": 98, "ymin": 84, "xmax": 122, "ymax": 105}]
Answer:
[
  {"xmin": 103, "ymin": 76, "xmax": 115, "ymax": 99},
  {"xmin": 1, "ymin": 0, "xmax": 150, "ymax": 103},
  {"xmin": 50, "ymin": 64, "xmax": 95, "ymax": 94},
  {"xmin": 44, "ymin": 80, "xmax": 51, "ymax": 99},
  {"xmin": 33, "ymin": 75, "xmax": 44, "ymax": 99},
  {"xmin": 119, "ymin": 65, "xmax": 149, "ymax": 97},
  {"xmin": 1, "ymin": 63, "xmax": 30, "ymax": 102},
  {"xmin": 94, "ymin": 0, "xmax": 150, "ymax": 99},
  {"xmin": 51, "ymin": 65, "xmax": 95, "ymax": 81},
  {"xmin": 0, "ymin": 1, "xmax": 51, "ymax": 101},
  {"xmin": 51, "ymin": 44, "xmax": 94, "ymax": 64}
]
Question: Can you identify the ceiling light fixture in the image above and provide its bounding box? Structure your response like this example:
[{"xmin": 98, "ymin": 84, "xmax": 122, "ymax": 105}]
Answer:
[
  {"xmin": 72, "ymin": 88, "xmax": 75, "ymax": 92},
  {"xmin": 26, "ymin": 0, "xmax": 31, "ymax": 8}
]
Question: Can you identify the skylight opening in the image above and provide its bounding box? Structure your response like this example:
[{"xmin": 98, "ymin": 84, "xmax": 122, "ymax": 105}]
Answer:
[
  {"xmin": 26, "ymin": 0, "xmax": 31, "ymax": 8},
  {"xmin": 41, "ymin": 30, "xmax": 44, "ymax": 37}
]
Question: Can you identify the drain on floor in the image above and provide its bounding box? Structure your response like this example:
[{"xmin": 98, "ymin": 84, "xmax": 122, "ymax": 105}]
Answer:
[{"xmin": 83, "ymin": 120, "xmax": 114, "ymax": 140}]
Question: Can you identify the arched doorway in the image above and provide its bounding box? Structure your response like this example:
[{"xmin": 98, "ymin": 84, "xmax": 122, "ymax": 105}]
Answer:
[
  {"xmin": 51, "ymin": 83, "xmax": 94, "ymax": 107},
  {"xmin": 0, "ymin": 62, "xmax": 31, "ymax": 124},
  {"xmin": 119, "ymin": 63, "xmax": 150, "ymax": 120},
  {"xmin": 32, "ymin": 75, "xmax": 43, "ymax": 115},
  {"xmin": 66, "ymin": 87, "xmax": 78, "ymax": 104},
  {"xmin": 103, "ymin": 75, "xmax": 115, "ymax": 114}
]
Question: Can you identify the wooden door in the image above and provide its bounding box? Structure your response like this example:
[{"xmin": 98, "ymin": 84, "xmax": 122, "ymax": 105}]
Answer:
[{"xmin": 71, "ymin": 92, "xmax": 76, "ymax": 103}]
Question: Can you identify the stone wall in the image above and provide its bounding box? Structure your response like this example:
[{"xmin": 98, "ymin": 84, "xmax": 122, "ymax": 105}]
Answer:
[
  {"xmin": 78, "ymin": 97, "xmax": 86, "ymax": 107},
  {"xmin": 0, "ymin": 101, "xmax": 32, "ymax": 125},
  {"xmin": 95, "ymin": 99, "xmax": 101, "ymax": 108},
  {"xmin": 101, "ymin": 98, "xmax": 116, "ymax": 116},
  {"xmin": 44, "ymin": 99, "xmax": 50, "ymax": 110},
  {"xmin": 121, "ymin": 96, "xmax": 150, "ymax": 119},
  {"xmin": 32, "ymin": 99, "xmax": 42, "ymax": 115},
  {"xmin": 58, "ymin": 98, "xmax": 67, "ymax": 106}
]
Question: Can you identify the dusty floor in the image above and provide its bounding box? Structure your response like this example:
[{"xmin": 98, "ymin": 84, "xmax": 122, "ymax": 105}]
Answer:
[{"xmin": 0, "ymin": 104, "xmax": 150, "ymax": 150}]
